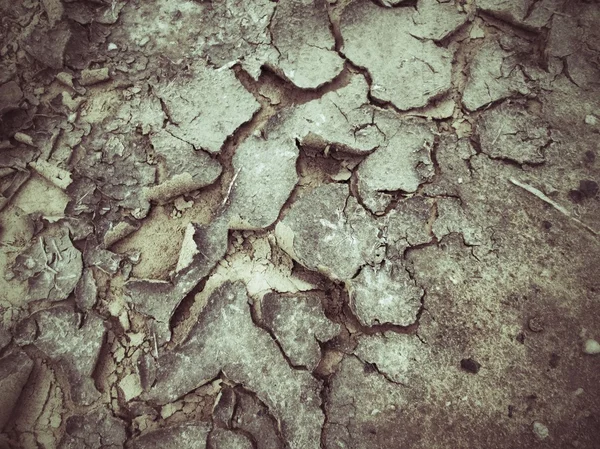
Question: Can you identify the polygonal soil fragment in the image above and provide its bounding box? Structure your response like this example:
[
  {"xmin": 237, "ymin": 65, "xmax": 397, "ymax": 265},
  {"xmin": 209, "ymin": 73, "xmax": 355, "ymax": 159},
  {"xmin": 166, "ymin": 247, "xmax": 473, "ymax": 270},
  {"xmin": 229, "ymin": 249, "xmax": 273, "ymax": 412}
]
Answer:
[
  {"xmin": 131, "ymin": 423, "xmax": 211, "ymax": 449},
  {"xmin": 213, "ymin": 387, "xmax": 285, "ymax": 449},
  {"xmin": 476, "ymin": 102, "xmax": 550, "ymax": 164},
  {"xmin": 275, "ymin": 183, "xmax": 381, "ymax": 281},
  {"xmin": 227, "ymin": 134, "xmax": 299, "ymax": 230},
  {"xmin": 11, "ymin": 227, "xmax": 82, "ymax": 302},
  {"xmin": 58, "ymin": 407, "xmax": 127, "ymax": 449},
  {"xmin": 356, "ymin": 116, "xmax": 436, "ymax": 214},
  {"xmin": 125, "ymin": 219, "xmax": 228, "ymax": 343},
  {"xmin": 340, "ymin": 0, "xmax": 464, "ymax": 110},
  {"xmin": 323, "ymin": 356, "xmax": 407, "ymax": 448},
  {"xmin": 410, "ymin": 0, "xmax": 469, "ymax": 41},
  {"xmin": 144, "ymin": 130, "xmax": 222, "ymax": 203},
  {"xmin": 292, "ymin": 75, "xmax": 385, "ymax": 154},
  {"xmin": 26, "ymin": 306, "xmax": 105, "ymax": 405},
  {"xmin": 74, "ymin": 268, "xmax": 97, "ymax": 311},
  {"xmin": 462, "ymin": 38, "xmax": 530, "ymax": 111},
  {"xmin": 270, "ymin": 0, "xmax": 344, "ymax": 89},
  {"xmin": 0, "ymin": 351, "xmax": 33, "ymax": 430},
  {"xmin": 432, "ymin": 197, "xmax": 486, "ymax": 246},
  {"xmin": 147, "ymin": 281, "xmax": 324, "ymax": 449},
  {"xmin": 546, "ymin": 6, "xmax": 600, "ymax": 89},
  {"xmin": 261, "ymin": 292, "xmax": 340, "ymax": 370},
  {"xmin": 153, "ymin": 62, "xmax": 260, "ymax": 153},
  {"xmin": 227, "ymin": 75, "xmax": 384, "ymax": 230},
  {"xmin": 208, "ymin": 428, "xmax": 253, "ymax": 449},
  {"xmin": 346, "ymin": 262, "xmax": 423, "ymax": 327},
  {"xmin": 354, "ymin": 332, "xmax": 427, "ymax": 384},
  {"xmin": 385, "ymin": 196, "xmax": 436, "ymax": 260},
  {"xmin": 199, "ymin": 0, "xmax": 277, "ymax": 79}
]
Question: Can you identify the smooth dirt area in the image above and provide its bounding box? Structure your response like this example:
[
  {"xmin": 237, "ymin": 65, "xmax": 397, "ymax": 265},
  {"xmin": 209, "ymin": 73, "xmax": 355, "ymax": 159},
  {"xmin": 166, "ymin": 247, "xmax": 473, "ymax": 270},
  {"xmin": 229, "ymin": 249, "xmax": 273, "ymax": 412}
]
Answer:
[{"xmin": 1, "ymin": 0, "xmax": 599, "ymax": 448}]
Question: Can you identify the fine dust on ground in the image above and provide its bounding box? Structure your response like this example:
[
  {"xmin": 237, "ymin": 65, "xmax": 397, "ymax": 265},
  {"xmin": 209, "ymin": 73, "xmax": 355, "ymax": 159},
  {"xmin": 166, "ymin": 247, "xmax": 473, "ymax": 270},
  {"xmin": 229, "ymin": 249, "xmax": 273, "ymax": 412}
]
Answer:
[{"xmin": 1, "ymin": 0, "xmax": 600, "ymax": 448}]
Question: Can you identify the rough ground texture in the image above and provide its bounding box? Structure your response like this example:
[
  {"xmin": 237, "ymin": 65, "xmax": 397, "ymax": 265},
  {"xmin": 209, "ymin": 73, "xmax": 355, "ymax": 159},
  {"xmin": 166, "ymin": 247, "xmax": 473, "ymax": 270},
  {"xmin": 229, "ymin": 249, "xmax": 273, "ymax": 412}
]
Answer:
[{"xmin": 0, "ymin": 0, "xmax": 599, "ymax": 448}]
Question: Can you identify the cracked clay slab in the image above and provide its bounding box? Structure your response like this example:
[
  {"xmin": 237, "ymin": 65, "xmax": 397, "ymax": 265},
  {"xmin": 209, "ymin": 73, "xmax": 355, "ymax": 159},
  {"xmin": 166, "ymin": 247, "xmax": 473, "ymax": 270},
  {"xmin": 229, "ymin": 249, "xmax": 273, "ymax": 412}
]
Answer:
[
  {"xmin": 261, "ymin": 291, "xmax": 340, "ymax": 370},
  {"xmin": 462, "ymin": 38, "xmax": 530, "ymax": 111},
  {"xmin": 346, "ymin": 262, "xmax": 423, "ymax": 327},
  {"xmin": 270, "ymin": 0, "xmax": 344, "ymax": 89},
  {"xmin": 476, "ymin": 102, "xmax": 551, "ymax": 164},
  {"xmin": 26, "ymin": 306, "xmax": 105, "ymax": 405},
  {"xmin": 144, "ymin": 130, "xmax": 222, "ymax": 203},
  {"xmin": 356, "ymin": 115, "xmax": 436, "ymax": 214},
  {"xmin": 147, "ymin": 281, "xmax": 324, "ymax": 449},
  {"xmin": 340, "ymin": 0, "xmax": 465, "ymax": 110},
  {"xmin": 227, "ymin": 133, "xmax": 299, "ymax": 230},
  {"xmin": 153, "ymin": 62, "xmax": 260, "ymax": 153},
  {"xmin": 275, "ymin": 183, "xmax": 382, "ymax": 281},
  {"xmin": 354, "ymin": 332, "xmax": 427, "ymax": 385},
  {"xmin": 291, "ymin": 75, "xmax": 385, "ymax": 154}
]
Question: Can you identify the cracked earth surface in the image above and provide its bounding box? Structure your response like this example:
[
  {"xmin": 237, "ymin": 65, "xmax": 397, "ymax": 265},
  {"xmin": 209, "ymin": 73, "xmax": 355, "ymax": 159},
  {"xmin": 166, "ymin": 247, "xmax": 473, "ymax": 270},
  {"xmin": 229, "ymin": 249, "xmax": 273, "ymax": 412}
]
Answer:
[{"xmin": 1, "ymin": 0, "xmax": 600, "ymax": 448}]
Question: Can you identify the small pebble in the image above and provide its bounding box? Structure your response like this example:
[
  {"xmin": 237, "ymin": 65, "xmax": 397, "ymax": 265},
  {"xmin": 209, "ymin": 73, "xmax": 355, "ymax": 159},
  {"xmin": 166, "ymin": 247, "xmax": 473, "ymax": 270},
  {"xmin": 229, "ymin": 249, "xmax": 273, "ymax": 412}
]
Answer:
[
  {"xmin": 56, "ymin": 72, "xmax": 75, "ymax": 88},
  {"xmin": 533, "ymin": 421, "xmax": 549, "ymax": 440},
  {"xmin": 583, "ymin": 339, "xmax": 600, "ymax": 355},
  {"xmin": 460, "ymin": 358, "xmax": 481, "ymax": 374},
  {"xmin": 528, "ymin": 316, "xmax": 544, "ymax": 333},
  {"xmin": 13, "ymin": 132, "xmax": 34, "ymax": 146}
]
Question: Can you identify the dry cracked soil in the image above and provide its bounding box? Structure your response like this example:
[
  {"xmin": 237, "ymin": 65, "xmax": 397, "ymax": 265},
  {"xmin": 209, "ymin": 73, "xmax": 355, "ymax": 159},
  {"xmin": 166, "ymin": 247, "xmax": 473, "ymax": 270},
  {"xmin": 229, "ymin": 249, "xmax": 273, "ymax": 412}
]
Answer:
[{"xmin": 1, "ymin": 0, "xmax": 600, "ymax": 448}]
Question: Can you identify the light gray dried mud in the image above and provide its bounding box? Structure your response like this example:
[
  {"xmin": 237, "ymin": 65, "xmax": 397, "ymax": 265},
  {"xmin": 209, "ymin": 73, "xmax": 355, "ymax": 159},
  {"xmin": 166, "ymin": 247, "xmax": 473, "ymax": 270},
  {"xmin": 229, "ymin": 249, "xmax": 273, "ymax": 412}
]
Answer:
[
  {"xmin": 276, "ymin": 183, "xmax": 381, "ymax": 281},
  {"xmin": 153, "ymin": 62, "xmax": 260, "ymax": 154},
  {"xmin": 356, "ymin": 115, "xmax": 435, "ymax": 214},
  {"xmin": 261, "ymin": 291, "xmax": 340, "ymax": 370},
  {"xmin": 147, "ymin": 282, "xmax": 324, "ymax": 449},
  {"xmin": 1, "ymin": 0, "xmax": 600, "ymax": 448},
  {"xmin": 340, "ymin": 0, "xmax": 466, "ymax": 110}
]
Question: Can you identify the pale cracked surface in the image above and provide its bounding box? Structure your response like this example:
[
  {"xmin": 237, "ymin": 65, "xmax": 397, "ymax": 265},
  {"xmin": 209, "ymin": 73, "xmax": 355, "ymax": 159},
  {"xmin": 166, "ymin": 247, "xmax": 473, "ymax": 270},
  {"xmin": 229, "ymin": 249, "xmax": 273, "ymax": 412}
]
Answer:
[
  {"xmin": 276, "ymin": 183, "xmax": 381, "ymax": 281},
  {"xmin": 340, "ymin": 0, "xmax": 465, "ymax": 110},
  {"xmin": 2, "ymin": 0, "xmax": 600, "ymax": 448},
  {"xmin": 153, "ymin": 62, "xmax": 260, "ymax": 154},
  {"xmin": 347, "ymin": 263, "xmax": 423, "ymax": 327},
  {"xmin": 24, "ymin": 306, "xmax": 106, "ymax": 405},
  {"xmin": 148, "ymin": 282, "xmax": 324, "ymax": 449},
  {"xmin": 261, "ymin": 291, "xmax": 341, "ymax": 370},
  {"xmin": 270, "ymin": 0, "xmax": 344, "ymax": 89},
  {"xmin": 356, "ymin": 114, "xmax": 436, "ymax": 214}
]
